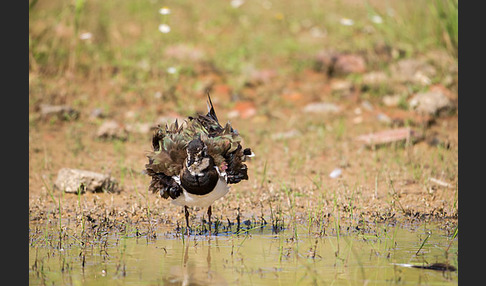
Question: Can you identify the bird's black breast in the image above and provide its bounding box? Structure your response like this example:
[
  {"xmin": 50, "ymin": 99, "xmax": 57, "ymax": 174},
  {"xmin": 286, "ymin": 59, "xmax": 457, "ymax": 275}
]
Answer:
[{"xmin": 180, "ymin": 168, "xmax": 219, "ymax": 195}]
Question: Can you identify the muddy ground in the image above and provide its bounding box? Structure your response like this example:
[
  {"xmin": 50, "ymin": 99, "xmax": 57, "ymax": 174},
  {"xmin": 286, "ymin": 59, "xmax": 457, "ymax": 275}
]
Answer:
[{"xmin": 29, "ymin": 48, "xmax": 458, "ymax": 235}]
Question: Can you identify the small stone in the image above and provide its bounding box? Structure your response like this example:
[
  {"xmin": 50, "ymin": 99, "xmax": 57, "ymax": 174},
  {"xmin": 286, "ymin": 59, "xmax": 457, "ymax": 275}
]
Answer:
[
  {"xmin": 271, "ymin": 129, "xmax": 300, "ymax": 140},
  {"xmin": 303, "ymin": 102, "xmax": 341, "ymax": 114},
  {"xmin": 54, "ymin": 168, "xmax": 120, "ymax": 194},
  {"xmin": 361, "ymin": 100, "xmax": 374, "ymax": 111},
  {"xmin": 96, "ymin": 120, "xmax": 128, "ymax": 141},
  {"xmin": 356, "ymin": 127, "xmax": 422, "ymax": 147},
  {"xmin": 376, "ymin": 113, "xmax": 392, "ymax": 124},
  {"xmin": 89, "ymin": 108, "xmax": 105, "ymax": 119},
  {"xmin": 40, "ymin": 104, "xmax": 79, "ymax": 120},
  {"xmin": 333, "ymin": 54, "xmax": 366, "ymax": 75},
  {"xmin": 429, "ymin": 178, "xmax": 453, "ymax": 188},
  {"xmin": 330, "ymin": 79, "xmax": 353, "ymax": 92},
  {"xmin": 314, "ymin": 51, "xmax": 366, "ymax": 76},
  {"xmin": 154, "ymin": 91, "xmax": 163, "ymax": 99},
  {"xmin": 409, "ymin": 91, "xmax": 453, "ymax": 116},
  {"xmin": 382, "ymin": 94, "xmax": 402, "ymax": 107},
  {"xmin": 124, "ymin": 110, "xmax": 137, "ymax": 120},
  {"xmin": 362, "ymin": 71, "xmax": 388, "ymax": 86},
  {"xmin": 390, "ymin": 59, "xmax": 436, "ymax": 86},
  {"xmin": 329, "ymin": 168, "xmax": 342, "ymax": 179}
]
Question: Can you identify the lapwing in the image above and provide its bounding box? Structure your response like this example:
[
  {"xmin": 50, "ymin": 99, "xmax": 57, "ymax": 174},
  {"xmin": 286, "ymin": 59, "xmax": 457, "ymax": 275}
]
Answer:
[{"xmin": 145, "ymin": 95, "xmax": 253, "ymax": 234}]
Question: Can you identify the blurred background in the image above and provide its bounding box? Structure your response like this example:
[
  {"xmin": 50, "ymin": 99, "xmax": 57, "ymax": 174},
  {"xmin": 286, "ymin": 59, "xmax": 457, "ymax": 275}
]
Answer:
[{"xmin": 29, "ymin": 0, "xmax": 458, "ymax": 113}]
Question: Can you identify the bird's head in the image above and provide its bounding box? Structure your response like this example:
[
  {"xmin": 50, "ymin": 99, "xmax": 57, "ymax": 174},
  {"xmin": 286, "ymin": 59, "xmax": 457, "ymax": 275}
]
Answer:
[{"xmin": 185, "ymin": 138, "xmax": 211, "ymax": 174}]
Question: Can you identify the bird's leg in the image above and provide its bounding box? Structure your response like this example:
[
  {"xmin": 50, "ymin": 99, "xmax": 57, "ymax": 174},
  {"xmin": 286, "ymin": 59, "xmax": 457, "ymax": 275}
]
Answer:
[
  {"xmin": 207, "ymin": 206, "xmax": 212, "ymax": 236},
  {"xmin": 184, "ymin": 206, "xmax": 190, "ymax": 235}
]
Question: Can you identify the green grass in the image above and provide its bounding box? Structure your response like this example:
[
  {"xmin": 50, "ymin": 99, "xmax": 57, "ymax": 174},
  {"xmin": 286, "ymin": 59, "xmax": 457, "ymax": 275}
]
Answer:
[
  {"xmin": 429, "ymin": 0, "xmax": 458, "ymax": 57},
  {"xmin": 364, "ymin": 0, "xmax": 458, "ymax": 57},
  {"xmin": 29, "ymin": 0, "xmax": 457, "ymax": 83}
]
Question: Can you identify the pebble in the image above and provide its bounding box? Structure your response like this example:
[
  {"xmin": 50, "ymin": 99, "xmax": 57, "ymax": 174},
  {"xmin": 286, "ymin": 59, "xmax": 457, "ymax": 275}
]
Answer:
[
  {"xmin": 271, "ymin": 129, "xmax": 300, "ymax": 140},
  {"xmin": 356, "ymin": 127, "xmax": 421, "ymax": 146},
  {"xmin": 329, "ymin": 168, "xmax": 342, "ymax": 179},
  {"xmin": 303, "ymin": 102, "xmax": 341, "ymax": 114},
  {"xmin": 390, "ymin": 58, "xmax": 436, "ymax": 86},
  {"xmin": 96, "ymin": 120, "xmax": 128, "ymax": 141},
  {"xmin": 409, "ymin": 91, "xmax": 453, "ymax": 115},
  {"xmin": 40, "ymin": 104, "xmax": 79, "ymax": 120},
  {"xmin": 382, "ymin": 94, "xmax": 402, "ymax": 107},
  {"xmin": 362, "ymin": 71, "xmax": 388, "ymax": 86},
  {"xmin": 54, "ymin": 168, "xmax": 120, "ymax": 194}
]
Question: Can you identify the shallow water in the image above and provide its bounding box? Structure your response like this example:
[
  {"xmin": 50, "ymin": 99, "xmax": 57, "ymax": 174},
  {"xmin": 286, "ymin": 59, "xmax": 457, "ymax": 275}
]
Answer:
[{"xmin": 29, "ymin": 222, "xmax": 457, "ymax": 285}]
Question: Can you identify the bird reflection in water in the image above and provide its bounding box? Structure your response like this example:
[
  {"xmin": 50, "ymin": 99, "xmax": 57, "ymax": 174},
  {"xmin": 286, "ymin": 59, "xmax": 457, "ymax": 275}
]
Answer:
[{"xmin": 162, "ymin": 239, "xmax": 227, "ymax": 286}]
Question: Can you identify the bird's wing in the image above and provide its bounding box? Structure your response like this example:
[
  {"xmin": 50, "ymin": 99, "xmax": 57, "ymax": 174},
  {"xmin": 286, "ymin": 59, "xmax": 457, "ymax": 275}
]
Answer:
[
  {"xmin": 197, "ymin": 97, "xmax": 253, "ymax": 184},
  {"xmin": 145, "ymin": 121, "xmax": 188, "ymax": 177},
  {"xmin": 204, "ymin": 121, "xmax": 253, "ymax": 184}
]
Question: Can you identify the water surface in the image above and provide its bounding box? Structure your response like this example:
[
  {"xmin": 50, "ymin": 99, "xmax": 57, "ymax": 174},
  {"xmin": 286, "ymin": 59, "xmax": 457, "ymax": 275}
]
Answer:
[{"xmin": 29, "ymin": 222, "xmax": 457, "ymax": 285}]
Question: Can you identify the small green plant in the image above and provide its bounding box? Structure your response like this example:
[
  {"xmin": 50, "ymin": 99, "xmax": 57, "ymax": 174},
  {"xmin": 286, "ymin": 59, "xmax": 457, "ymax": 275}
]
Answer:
[
  {"xmin": 77, "ymin": 185, "xmax": 85, "ymax": 237},
  {"xmin": 445, "ymin": 225, "xmax": 458, "ymax": 253},
  {"xmin": 260, "ymin": 160, "xmax": 268, "ymax": 188},
  {"xmin": 415, "ymin": 231, "xmax": 431, "ymax": 255},
  {"xmin": 429, "ymin": 0, "xmax": 458, "ymax": 56},
  {"xmin": 333, "ymin": 189, "xmax": 341, "ymax": 255}
]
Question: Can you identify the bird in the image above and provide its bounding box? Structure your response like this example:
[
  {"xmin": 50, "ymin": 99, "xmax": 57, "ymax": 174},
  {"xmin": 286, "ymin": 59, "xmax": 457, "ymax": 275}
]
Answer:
[{"xmin": 145, "ymin": 94, "xmax": 254, "ymax": 235}]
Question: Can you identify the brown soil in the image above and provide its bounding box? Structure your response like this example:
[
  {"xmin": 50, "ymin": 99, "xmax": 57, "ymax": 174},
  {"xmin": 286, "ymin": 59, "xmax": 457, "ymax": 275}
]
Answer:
[{"xmin": 29, "ymin": 56, "xmax": 458, "ymax": 233}]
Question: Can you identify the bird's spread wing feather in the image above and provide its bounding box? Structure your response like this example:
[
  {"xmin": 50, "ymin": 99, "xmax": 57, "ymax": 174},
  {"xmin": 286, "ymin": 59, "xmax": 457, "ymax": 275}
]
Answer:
[
  {"xmin": 189, "ymin": 96, "xmax": 252, "ymax": 184},
  {"xmin": 145, "ymin": 121, "xmax": 187, "ymax": 177}
]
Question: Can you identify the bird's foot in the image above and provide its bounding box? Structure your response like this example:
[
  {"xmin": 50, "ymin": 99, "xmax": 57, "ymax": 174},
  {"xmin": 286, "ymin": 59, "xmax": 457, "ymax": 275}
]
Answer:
[{"xmin": 184, "ymin": 226, "xmax": 192, "ymax": 236}]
